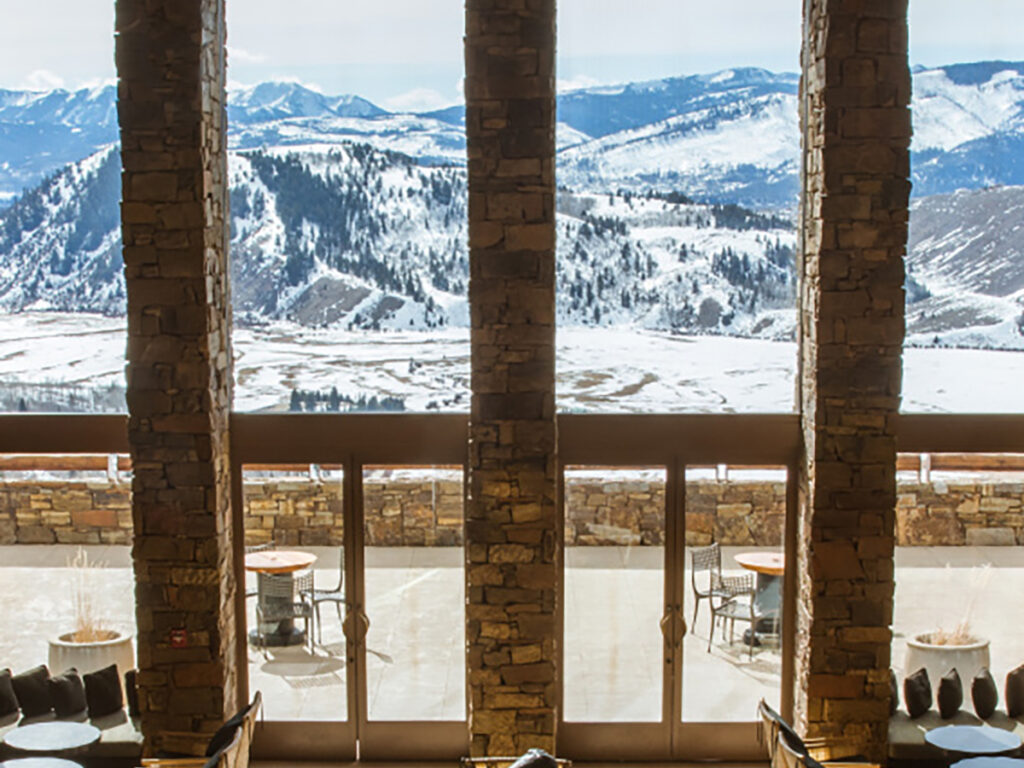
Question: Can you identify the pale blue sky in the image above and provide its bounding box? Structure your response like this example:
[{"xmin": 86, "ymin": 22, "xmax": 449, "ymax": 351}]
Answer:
[{"xmin": 0, "ymin": 1, "xmax": 1019, "ymax": 109}]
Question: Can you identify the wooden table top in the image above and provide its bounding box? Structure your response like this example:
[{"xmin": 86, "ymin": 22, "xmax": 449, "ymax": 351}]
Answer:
[
  {"xmin": 244, "ymin": 550, "xmax": 317, "ymax": 573},
  {"xmin": 927, "ymin": 726, "xmax": 1023, "ymax": 755},
  {"xmin": 2, "ymin": 721, "xmax": 100, "ymax": 752},
  {"xmin": 734, "ymin": 551, "xmax": 785, "ymax": 575}
]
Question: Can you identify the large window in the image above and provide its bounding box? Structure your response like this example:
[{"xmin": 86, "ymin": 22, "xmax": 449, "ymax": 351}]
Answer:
[
  {"xmin": 555, "ymin": 1, "xmax": 800, "ymax": 413},
  {"xmin": 227, "ymin": 1, "xmax": 469, "ymax": 414},
  {"xmin": 902, "ymin": 0, "xmax": 1024, "ymax": 413},
  {"xmin": 0, "ymin": 0, "xmax": 124, "ymax": 413},
  {"xmin": 892, "ymin": 453, "xmax": 1024, "ymax": 704}
]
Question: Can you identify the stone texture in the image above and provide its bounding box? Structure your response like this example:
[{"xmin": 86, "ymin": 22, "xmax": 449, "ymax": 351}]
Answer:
[
  {"xmin": 795, "ymin": 0, "xmax": 910, "ymax": 761},
  {"xmin": 117, "ymin": 0, "xmax": 236, "ymax": 752},
  {"xmin": 465, "ymin": 0, "xmax": 557, "ymax": 756},
  {"xmin": 6, "ymin": 475, "xmax": 1024, "ymax": 549}
]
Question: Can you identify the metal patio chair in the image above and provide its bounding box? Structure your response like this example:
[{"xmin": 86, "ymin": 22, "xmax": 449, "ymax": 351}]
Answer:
[
  {"xmin": 301, "ymin": 546, "xmax": 346, "ymax": 644},
  {"xmin": 689, "ymin": 541, "xmax": 732, "ymax": 633},
  {"xmin": 709, "ymin": 571, "xmax": 759, "ymax": 657}
]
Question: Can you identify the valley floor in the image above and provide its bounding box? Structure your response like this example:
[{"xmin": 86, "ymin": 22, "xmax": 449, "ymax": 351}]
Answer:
[{"xmin": 0, "ymin": 312, "xmax": 1022, "ymax": 413}]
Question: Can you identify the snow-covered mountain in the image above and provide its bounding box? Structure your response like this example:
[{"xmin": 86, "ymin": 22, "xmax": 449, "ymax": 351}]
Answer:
[
  {"xmin": 3, "ymin": 61, "xmax": 1024, "ymax": 207},
  {"xmin": 905, "ymin": 185, "xmax": 1024, "ymax": 349},
  {"xmin": 0, "ymin": 61, "xmax": 1021, "ymax": 349},
  {"xmin": 0, "ymin": 143, "xmax": 797, "ymax": 336},
  {"xmin": 0, "ymin": 84, "xmax": 118, "ymax": 205}
]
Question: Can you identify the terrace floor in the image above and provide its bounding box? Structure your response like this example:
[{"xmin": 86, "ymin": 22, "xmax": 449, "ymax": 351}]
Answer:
[{"xmin": 0, "ymin": 544, "xmax": 1021, "ymax": 723}]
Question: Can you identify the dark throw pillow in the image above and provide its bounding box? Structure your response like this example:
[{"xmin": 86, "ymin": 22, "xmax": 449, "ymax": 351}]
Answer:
[
  {"xmin": 510, "ymin": 750, "xmax": 559, "ymax": 768},
  {"xmin": 890, "ymin": 669, "xmax": 899, "ymax": 716},
  {"xmin": 49, "ymin": 668, "xmax": 87, "ymax": 718},
  {"xmin": 904, "ymin": 667, "xmax": 932, "ymax": 718},
  {"xmin": 124, "ymin": 669, "xmax": 140, "ymax": 718},
  {"xmin": 1006, "ymin": 664, "xmax": 1024, "ymax": 717},
  {"xmin": 83, "ymin": 664, "xmax": 123, "ymax": 718},
  {"xmin": 937, "ymin": 668, "xmax": 963, "ymax": 718},
  {"xmin": 0, "ymin": 668, "xmax": 18, "ymax": 717},
  {"xmin": 12, "ymin": 665, "xmax": 52, "ymax": 717},
  {"xmin": 973, "ymin": 667, "xmax": 998, "ymax": 719}
]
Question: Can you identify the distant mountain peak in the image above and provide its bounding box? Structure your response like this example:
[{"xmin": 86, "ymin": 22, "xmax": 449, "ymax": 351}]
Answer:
[{"xmin": 227, "ymin": 81, "xmax": 388, "ymax": 123}]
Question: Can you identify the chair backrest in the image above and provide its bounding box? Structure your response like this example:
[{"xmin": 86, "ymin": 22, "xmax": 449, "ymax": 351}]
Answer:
[
  {"xmin": 209, "ymin": 691, "xmax": 261, "ymax": 768},
  {"xmin": 241, "ymin": 691, "xmax": 261, "ymax": 744},
  {"xmin": 245, "ymin": 542, "xmax": 274, "ymax": 554},
  {"xmin": 690, "ymin": 541, "xmax": 722, "ymax": 592},
  {"xmin": 208, "ymin": 722, "xmax": 247, "ymax": 768},
  {"xmin": 757, "ymin": 698, "xmax": 781, "ymax": 766},
  {"xmin": 332, "ymin": 545, "xmax": 344, "ymax": 592},
  {"xmin": 292, "ymin": 569, "xmax": 314, "ymax": 595},
  {"xmin": 776, "ymin": 729, "xmax": 807, "ymax": 768}
]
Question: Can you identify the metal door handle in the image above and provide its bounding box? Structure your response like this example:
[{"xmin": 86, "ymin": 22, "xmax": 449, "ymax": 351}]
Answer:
[
  {"xmin": 341, "ymin": 607, "xmax": 370, "ymax": 643},
  {"xmin": 660, "ymin": 607, "xmax": 687, "ymax": 648}
]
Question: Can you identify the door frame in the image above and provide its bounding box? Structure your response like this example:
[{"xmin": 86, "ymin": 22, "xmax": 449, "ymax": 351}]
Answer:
[
  {"xmin": 232, "ymin": 413, "xmax": 470, "ymax": 761},
  {"xmin": 557, "ymin": 414, "xmax": 800, "ymax": 761}
]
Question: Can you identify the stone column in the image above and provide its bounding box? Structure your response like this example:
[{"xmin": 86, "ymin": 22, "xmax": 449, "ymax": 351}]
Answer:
[
  {"xmin": 465, "ymin": 0, "xmax": 558, "ymax": 757},
  {"xmin": 795, "ymin": 0, "xmax": 910, "ymax": 761},
  {"xmin": 117, "ymin": 0, "xmax": 236, "ymax": 750}
]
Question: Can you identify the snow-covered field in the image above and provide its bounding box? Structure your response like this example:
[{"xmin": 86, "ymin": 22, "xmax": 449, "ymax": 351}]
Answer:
[{"xmin": 1, "ymin": 312, "xmax": 1023, "ymax": 413}]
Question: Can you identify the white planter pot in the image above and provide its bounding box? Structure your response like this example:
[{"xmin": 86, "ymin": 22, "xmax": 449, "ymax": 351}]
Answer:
[
  {"xmin": 904, "ymin": 633, "xmax": 991, "ymax": 687},
  {"xmin": 48, "ymin": 631, "xmax": 135, "ymax": 689}
]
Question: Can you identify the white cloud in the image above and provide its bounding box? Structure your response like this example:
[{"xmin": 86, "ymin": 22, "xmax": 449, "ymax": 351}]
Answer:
[
  {"xmin": 227, "ymin": 46, "xmax": 267, "ymax": 65},
  {"xmin": 23, "ymin": 70, "xmax": 65, "ymax": 91},
  {"xmin": 557, "ymin": 75, "xmax": 603, "ymax": 94},
  {"xmin": 381, "ymin": 88, "xmax": 454, "ymax": 113}
]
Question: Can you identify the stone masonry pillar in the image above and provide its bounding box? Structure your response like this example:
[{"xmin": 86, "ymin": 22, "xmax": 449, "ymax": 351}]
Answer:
[
  {"xmin": 795, "ymin": 0, "xmax": 910, "ymax": 761},
  {"xmin": 465, "ymin": 0, "xmax": 558, "ymax": 757},
  {"xmin": 117, "ymin": 0, "xmax": 236, "ymax": 751}
]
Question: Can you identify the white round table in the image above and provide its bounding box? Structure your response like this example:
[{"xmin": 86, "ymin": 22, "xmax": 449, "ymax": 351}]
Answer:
[
  {"xmin": 953, "ymin": 758, "xmax": 1024, "ymax": 768},
  {"xmin": 2, "ymin": 722, "xmax": 100, "ymax": 754},
  {"xmin": 925, "ymin": 725, "xmax": 1022, "ymax": 755},
  {"xmin": 2, "ymin": 758, "xmax": 84, "ymax": 768}
]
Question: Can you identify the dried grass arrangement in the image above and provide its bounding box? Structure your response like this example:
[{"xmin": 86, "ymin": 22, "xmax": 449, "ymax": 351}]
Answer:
[
  {"xmin": 926, "ymin": 563, "xmax": 992, "ymax": 647},
  {"xmin": 69, "ymin": 547, "xmax": 117, "ymax": 643}
]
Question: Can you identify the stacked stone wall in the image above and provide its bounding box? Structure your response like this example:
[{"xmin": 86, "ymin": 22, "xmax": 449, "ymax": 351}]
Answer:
[
  {"xmin": 795, "ymin": 0, "xmax": 910, "ymax": 757},
  {"xmin": 3, "ymin": 477, "xmax": 1023, "ymax": 548}
]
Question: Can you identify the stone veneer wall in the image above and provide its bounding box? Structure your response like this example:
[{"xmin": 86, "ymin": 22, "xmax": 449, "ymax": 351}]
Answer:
[
  {"xmin": 118, "ymin": 0, "xmax": 238, "ymax": 752},
  {"xmin": 465, "ymin": 0, "xmax": 558, "ymax": 755},
  {"xmin": 795, "ymin": 0, "xmax": 910, "ymax": 760},
  {"xmin": 4, "ymin": 478, "xmax": 1024, "ymax": 548}
]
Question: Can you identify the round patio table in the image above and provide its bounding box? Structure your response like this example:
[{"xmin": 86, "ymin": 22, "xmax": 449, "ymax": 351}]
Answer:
[
  {"xmin": 2, "ymin": 722, "xmax": 100, "ymax": 754},
  {"xmin": 926, "ymin": 725, "xmax": 1022, "ymax": 756},
  {"xmin": 245, "ymin": 550, "xmax": 318, "ymax": 646}
]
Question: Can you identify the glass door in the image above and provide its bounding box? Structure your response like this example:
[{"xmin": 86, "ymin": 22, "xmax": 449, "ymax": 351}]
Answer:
[
  {"xmin": 239, "ymin": 461, "xmax": 356, "ymax": 762},
  {"xmin": 558, "ymin": 464, "xmax": 678, "ymax": 760},
  {"xmin": 234, "ymin": 414, "xmax": 469, "ymax": 762},
  {"xmin": 674, "ymin": 463, "xmax": 789, "ymax": 759},
  {"xmin": 355, "ymin": 463, "xmax": 468, "ymax": 759}
]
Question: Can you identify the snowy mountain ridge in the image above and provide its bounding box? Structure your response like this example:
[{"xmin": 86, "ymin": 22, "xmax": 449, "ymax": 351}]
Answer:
[{"xmin": 2, "ymin": 61, "xmax": 1024, "ymax": 206}]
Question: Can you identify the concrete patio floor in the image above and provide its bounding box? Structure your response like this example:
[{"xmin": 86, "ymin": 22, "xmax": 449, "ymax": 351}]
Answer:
[{"xmin": 0, "ymin": 544, "xmax": 1021, "ymax": 724}]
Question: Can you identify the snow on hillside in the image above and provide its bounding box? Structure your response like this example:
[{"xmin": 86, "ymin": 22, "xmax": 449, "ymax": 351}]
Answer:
[
  {"xmin": 912, "ymin": 62, "xmax": 1024, "ymax": 153},
  {"xmin": 2, "ymin": 312, "xmax": 1023, "ymax": 415},
  {"xmin": 559, "ymin": 92, "xmax": 799, "ymax": 206}
]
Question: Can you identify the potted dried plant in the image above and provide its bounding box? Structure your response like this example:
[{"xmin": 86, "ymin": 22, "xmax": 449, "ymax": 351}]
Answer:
[
  {"xmin": 48, "ymin": 548, "xmax": 134, "ymax": 679},
  {"xmin": 904, "ymin": 565, "xmax": 991, "ymax": 684}
]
